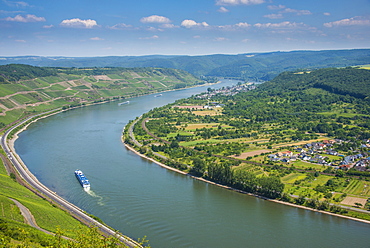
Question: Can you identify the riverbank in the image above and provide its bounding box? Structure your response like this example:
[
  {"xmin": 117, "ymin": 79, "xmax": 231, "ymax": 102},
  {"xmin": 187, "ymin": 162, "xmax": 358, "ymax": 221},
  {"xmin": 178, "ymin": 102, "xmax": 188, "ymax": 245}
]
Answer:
[
  {"xmin": 1, "ymin": 81, "xmax": 225, "ymax": 246},
  {"xmin": 123, "ymin": 142, "xmax": 370, "ymax": 225}
]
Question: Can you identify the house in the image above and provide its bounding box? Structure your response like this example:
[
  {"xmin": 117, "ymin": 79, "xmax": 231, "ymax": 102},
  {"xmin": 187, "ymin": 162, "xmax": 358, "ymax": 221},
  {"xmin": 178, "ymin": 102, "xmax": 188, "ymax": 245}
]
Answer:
[
  {"xmin": 326, "ymin": 149, "xmax": 338, "ymax": 156},
  {"xmin": 339, "ymin": 164, "xmax": 351, "ymax": 170},
  {"xmin": 282, "ymin": 151, "xmax": 293, "ymax": 157}
]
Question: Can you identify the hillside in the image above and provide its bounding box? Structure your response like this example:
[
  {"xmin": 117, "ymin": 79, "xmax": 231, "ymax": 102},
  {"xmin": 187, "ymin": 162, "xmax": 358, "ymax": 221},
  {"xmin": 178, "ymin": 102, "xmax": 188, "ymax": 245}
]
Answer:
[
  {"xmin": 0, "ymin": 155, "xmax": 91, "ymax": 246},
  {"xmin": 0, "ymin": 64, "xmax": 204, "ymax": 128},
  {"xmin": 126, "ymin": 67, "xmax": 370, "ymax": 220},
  {"xmin": 1, "ymin": 49, "xmax": 370, "ymax": 81}
]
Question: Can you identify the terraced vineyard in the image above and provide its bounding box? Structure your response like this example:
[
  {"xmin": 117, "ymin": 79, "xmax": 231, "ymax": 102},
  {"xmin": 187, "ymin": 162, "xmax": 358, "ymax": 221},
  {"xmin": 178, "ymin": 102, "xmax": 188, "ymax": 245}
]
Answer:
[{"xmin": 0, "ymin": 65, "xmax": 204, "ymax": 127}]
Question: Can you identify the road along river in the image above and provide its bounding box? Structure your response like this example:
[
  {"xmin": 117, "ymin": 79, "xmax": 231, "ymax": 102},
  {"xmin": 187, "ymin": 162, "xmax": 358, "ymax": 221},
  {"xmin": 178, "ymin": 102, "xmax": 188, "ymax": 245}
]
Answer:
[{"xmin": 14, "ymin": 80, "xmax": 370, "ymax": 248}]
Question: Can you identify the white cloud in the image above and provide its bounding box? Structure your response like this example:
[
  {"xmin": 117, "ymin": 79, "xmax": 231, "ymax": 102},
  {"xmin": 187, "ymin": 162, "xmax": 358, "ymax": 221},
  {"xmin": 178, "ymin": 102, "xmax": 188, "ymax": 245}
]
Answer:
[
  {"xmin": 146, "ymin": 26, "xmax": 164, "ymax": 32},
  {"xmin": 235, "ymin": 22, "xmax": 251, "ymax": 28},
  {"xmin": 217, "ymin": 22, "xmax": 251, "ymax": 31},
  {"xmin": 139, "ymin": 35, "xmax": 159, "ymax": 40},
  {"xmin": 282, "ymin": 8, "xmax": 311, "ymax": 16},
  {"xmin": 15, "ymin": 39, "xmax": 26, "ymax": 42},
  {"xmin": 140, "ymin": 15, "xmax": 171, "ymax": 24},
  {"xmin": 0, "ymin": 10, "xmax": 23, "ymax": 14},
  {"xmin": 254, "ymin": 21, "xmax": 302, "ymax": 29},
  {"xmin": 264, "ymin": 14, "xmax": 283, "ymax": 19},
  {"xmin": 214, "ymin": 37, "xmax": 228, "ymax": 41},
  {"xmin": 3, "ymin": 1, "xmax": 30, "ymax": 7},
  {"xmin": 181, "ymin": 19, "xmax": 209, "ymax": 28},
  {"xmin": 265, "ymin": 6, "xmax": 311, "ymax": 19},
  {"xmin": 216, "ymin": 0, "xmax": 265, "ymax": 6},
  {"xmin": 4, "ymin": 14, "xmax": 45, "ymax": 22},
  {"xmin": 323, "ymin": 12, "xmax": 331, "ymax": 16},
  {"xmin": 267, "ymin": 5, "xmax": 285, "ymax": 10},
  {"xmin": 109, "ymin": 23, "xmax": 133, "ymax": 30},
  {"xmin": 160, "ymin": 23, "xmax": 179, "ymax": 29},
  {"xmin": 60, "ymin": 18, "xmax": 98, "ymax": 28},
  {"xmin": 43, "ymin": 24, "xmax": 54, "ymax": 28},
  {"xmin": 218, "ymin": 7, "xmax": 229, "ymax": 13},
  {"xmin": 324, "ymin": 16, "xmax": 370, "ymax": 28},
  {"xmin": 90, "ymin": 37, "xmax": 104, "ymax": 41}
]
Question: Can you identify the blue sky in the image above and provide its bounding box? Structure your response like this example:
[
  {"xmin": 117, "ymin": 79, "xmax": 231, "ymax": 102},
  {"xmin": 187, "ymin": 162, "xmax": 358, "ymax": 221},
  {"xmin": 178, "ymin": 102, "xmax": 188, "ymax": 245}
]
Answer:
[{"xmin": 1, "ymin": 0, "xmax": 370, "ymax": 56}]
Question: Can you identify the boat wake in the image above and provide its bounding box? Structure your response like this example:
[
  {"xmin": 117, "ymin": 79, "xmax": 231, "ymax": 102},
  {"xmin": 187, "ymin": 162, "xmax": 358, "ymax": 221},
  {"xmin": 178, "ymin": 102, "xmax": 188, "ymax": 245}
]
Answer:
[{"xmin": 86, "ymin": 190, "xmax": 105, "ymax": 206}]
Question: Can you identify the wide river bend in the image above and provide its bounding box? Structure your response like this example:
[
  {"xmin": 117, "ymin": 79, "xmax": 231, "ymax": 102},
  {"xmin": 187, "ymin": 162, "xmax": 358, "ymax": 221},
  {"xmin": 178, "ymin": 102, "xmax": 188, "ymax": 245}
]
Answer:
[{"xmin": 15, "ymin": 80, "xmax": 370, "ymax": 247}]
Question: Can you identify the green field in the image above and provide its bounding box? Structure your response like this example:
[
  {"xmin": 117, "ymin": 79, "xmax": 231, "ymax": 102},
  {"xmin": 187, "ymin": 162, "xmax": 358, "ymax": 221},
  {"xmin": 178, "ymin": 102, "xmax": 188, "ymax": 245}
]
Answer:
[{"xmin": 343, "ymin": 180, "xmax": 370, "ymax": 196}]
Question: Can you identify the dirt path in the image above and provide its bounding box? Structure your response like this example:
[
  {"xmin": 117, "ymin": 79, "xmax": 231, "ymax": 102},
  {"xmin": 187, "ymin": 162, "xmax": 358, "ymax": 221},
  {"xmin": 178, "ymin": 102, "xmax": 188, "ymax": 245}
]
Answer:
[
  {"xmin": 9, "ymin": 198, "xmax": 71, "ymax": 240},
  {"xmin": 10, "ymin": 198, "xmax": 53, "ymax": 234}
]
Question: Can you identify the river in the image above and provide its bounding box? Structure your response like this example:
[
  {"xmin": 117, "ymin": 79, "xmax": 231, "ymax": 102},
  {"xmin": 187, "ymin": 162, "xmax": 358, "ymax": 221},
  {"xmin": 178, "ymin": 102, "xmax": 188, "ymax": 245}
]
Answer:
[{"xmin": 15, "ymin": 79, "xmax": 370, "ymax": 247}]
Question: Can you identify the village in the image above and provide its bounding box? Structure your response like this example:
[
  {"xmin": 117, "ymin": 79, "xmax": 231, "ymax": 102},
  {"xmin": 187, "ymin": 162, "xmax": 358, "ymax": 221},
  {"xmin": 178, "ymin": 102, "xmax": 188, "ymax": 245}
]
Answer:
[
  {"xmin": 197, "ymin": 81, "xmax": 257, "ymax": 99},
  {"xmin": 268, "ymin": 139, "xmax": 370, "ymax": 172}
]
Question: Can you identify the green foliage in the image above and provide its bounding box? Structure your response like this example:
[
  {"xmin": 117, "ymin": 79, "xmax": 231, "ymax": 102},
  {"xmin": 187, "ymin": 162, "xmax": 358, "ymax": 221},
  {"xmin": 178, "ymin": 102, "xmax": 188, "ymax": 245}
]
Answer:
[
  {"xmin": 131, "ymin": 66, "xmax": 370, "ymax": 209},
  {"xmin": 261, "ymin": 67, "xmax": 370, "ymax": 99},
  {"xmin": 0, "ymin": 64, "xmax": 56, "ymax": 82}
]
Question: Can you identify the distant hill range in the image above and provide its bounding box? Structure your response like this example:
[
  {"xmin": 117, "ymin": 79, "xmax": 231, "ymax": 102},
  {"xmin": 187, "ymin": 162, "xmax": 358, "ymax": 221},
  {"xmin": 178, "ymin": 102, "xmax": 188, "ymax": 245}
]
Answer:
[{"xmin": 1, "ymin": 49, "xmax": 370, "ymax": 81}]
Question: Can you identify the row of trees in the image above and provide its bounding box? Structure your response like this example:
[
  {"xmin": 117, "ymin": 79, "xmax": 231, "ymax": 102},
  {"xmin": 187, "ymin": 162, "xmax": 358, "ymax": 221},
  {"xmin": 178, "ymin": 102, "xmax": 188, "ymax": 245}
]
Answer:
[{"xmin": 150, "ymin": 143, "xmax": 284, "ymax": 199}]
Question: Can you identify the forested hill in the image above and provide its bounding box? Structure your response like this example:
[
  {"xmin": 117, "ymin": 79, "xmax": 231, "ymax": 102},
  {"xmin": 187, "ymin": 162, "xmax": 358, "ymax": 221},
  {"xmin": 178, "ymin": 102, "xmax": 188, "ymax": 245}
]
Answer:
[
  {"xmin": 258, "ymin": 67, "xmax": 370, "ymax": 99},
  {"xmin": 1, "ymin": 49, "xmax": 370, "ymax": 81},
  {"xmin": 0, "ymin": 64, "xmax": 57, "ymax": 82}
]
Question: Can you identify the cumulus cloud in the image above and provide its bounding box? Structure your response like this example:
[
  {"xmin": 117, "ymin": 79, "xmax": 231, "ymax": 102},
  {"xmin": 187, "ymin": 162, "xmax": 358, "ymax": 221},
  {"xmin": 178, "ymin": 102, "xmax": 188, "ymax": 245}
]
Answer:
[
  {"xmin": 235, "ymin": 22, "xmax": 251, "ymax": 28},
  {"xmin": 181, "ymin": 19, "xmax": 209, "ymax": 28},
  {"xmin": 140, "ymin": 15, "xmax": 171, "ymax": 24},
  {"xmin": 4, "ymin": 14, "xmax": 45, "ymax": 22},
  {"xmin": 60, "ymin": 18, "xmax": 98, "ymax": 28},
  {"xmin": 324, "ymin": 16, "xmax": 370, "ymax": 28},
  {"xmin": 216, "ymin": 0, "xmax": 265, "ymax": 6},
  {"xmin": 43, "ymin": 24, "xmax": 54, "ymax": 29}
]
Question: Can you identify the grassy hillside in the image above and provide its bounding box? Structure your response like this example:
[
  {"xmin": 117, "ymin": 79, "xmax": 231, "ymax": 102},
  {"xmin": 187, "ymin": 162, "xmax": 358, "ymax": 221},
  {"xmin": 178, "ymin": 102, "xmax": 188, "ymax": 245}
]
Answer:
[
  {"xmin": 1, "ymin": 49, "xmax": 370, "ymax": 81},
  {"xmin": 0, "ymin": 64, "xmax": 204, "ymax": 128},
  {"xmin": 0, "ymin": 155, "xmax": 91, "ymax": 246}
]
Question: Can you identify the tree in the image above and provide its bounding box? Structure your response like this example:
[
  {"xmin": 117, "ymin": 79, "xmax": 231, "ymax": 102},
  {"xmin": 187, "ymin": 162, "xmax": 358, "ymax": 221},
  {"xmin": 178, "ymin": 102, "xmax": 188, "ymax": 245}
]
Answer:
[
  {"xmin": 170, "ymin": 140, "xmax": 179, "ymax": 148},
  {"xmin": 354, "ymin": 202, "xmax": 363, "ymax": 208},
  {"xmin": 190, "ymin": 158, "xmax": 206, "ymax": 176}
]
